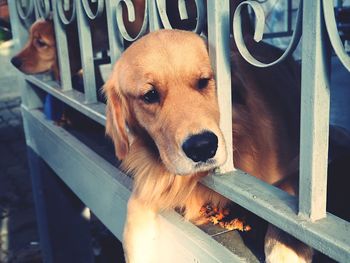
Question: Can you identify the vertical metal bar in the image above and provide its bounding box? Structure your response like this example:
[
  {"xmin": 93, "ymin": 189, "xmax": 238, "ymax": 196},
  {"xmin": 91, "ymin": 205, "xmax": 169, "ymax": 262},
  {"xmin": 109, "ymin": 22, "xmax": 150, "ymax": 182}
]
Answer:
[
  {"xmin": 64, "ymin": 0, "xmax": 69, "ymax": 11},
  {"xmin": 148, "ymin": 0, "xmax": 161, "ymax": 31},
  {"xmin": 8, "ymin": 1, "xmax": 28, "ymax": 55},
  {"xmin": 8, "ymin": 0, "xmax": 43, "ymax": 109},
  {"xmin": 76, "ymin": 0, "xmax": 97, "ymax": 103},
  {"xmin": 299, "ymin": 0, "xmax": 330, "ymax": 221},
  {"xmin": 105, "ymin": 0, "xmax": 123, "ymax": 65},
  {"xmin": 207, "ymin": 0, "xmax": 233, "ymax": 173},
  {"xmin": 52, "ymin": 0, "xmax": 73, "ymax": 91},
  {"xmin": 178, "ymin": 0, "xmax": 189, "ymax": 20},
  {"xmin": 33, "ymin": 0, "xmax": 39, "ymax": 19},
  {"xmin": 287, "ymin": 0, "xmax": 292, "ymax": 33}
]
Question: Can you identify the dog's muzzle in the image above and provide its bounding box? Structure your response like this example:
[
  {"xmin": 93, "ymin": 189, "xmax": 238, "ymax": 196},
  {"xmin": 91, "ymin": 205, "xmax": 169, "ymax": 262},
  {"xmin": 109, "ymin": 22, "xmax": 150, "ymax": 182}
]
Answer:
[{"xmin": 182, "ymin": 131, "xmax": 218, "ymax": 163}]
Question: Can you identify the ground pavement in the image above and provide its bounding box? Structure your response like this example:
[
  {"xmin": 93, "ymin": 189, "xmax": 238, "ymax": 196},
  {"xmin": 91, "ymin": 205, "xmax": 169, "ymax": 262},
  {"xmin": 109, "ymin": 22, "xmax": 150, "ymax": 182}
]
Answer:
[
  {"xmin": 0, "ymin": 95, "xmax": 42, "ymax": 263},
  {"xmin": 0, "ymin": 40, "xmax": 42, "ymax": 263}
]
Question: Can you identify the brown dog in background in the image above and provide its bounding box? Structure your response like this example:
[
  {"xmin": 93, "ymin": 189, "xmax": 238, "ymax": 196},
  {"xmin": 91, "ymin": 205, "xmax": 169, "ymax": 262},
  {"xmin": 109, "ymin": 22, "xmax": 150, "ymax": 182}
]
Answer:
[
  {"xmin": 10, "ymin": 0, "xmax": 145, "ymax": 82},
  {"xmin": 11, "ymin": 19, "xmax": 60, "ymax": 79},
  {"xmin": 10, "ymin": 17, "xmax": 108, "ymax": 84}
]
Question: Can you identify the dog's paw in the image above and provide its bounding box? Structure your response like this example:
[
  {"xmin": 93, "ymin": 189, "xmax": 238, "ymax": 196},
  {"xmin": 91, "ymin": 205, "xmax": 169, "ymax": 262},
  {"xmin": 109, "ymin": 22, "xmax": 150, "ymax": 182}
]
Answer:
[
  {"xmin": 265, "ymin": 243, "xmax": 313, "ymax": 263},
  {"xmin": 265, "ymin": 225, "xmax": 313, "ymax": 263}
]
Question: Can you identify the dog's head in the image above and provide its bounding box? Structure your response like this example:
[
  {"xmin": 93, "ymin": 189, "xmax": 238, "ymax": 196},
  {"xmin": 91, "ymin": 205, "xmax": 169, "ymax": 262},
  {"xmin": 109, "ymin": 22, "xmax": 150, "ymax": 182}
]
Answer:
[
  {"xmin": 11, "ymin": 19, "xmax": 57, "ymax": 78},
  {"xmin": 104, "ymin": 30, "xmax": 227, "ymax": 175}
]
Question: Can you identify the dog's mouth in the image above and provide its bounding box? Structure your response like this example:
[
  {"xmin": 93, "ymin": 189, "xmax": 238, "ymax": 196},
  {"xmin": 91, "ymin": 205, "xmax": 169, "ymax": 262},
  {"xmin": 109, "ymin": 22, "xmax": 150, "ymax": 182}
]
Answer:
[
  {"xmin": 194, "ymin": 158, "xmax": 217, "ymax": 169},
  {"xmin": 168, "ymin": 151, "xmax": 224, "ymax": 175},
  {"xmin": 11, "ymin": 57, "xmax": 53, "ymax": 76},
  {"xmin": 160, "ymin": 155, "xmax": 221, "ymax": 175}
]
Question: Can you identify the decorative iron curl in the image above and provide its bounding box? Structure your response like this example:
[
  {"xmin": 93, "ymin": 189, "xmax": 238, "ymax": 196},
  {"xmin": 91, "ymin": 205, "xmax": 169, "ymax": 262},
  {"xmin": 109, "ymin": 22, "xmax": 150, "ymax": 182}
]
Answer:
[
  {"xmin": 233, "ymin": 0, "xmax": 303, "ymax": 68},
  {"xmin": 155, "ymin": 0, "xmax": 205, "ymax": 34},
  {"xmin": 115, "ymin": 0, "xmax": 148, "ymax": 42},
  {"xmin": 16, "ymin": 0, "xmax": 35, "ymax": 20},
  {"xmin": 57, "ymin": 0, "xmax": 76, "ymax": 25},
  {"xmin": 35, "ymin": 0, "xmax": 51, "ymax": 19},
  {"xmin": 323, "ymin": 0, "xmax": 350, "ymax": 71},
  {"xmin": 82, "ymin": 0, "xmax": 105, "ymax": 20}
]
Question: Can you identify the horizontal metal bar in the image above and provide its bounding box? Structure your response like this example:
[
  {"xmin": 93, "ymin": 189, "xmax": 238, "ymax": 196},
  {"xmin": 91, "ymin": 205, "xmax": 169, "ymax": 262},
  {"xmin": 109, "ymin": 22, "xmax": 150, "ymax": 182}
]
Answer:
[
  {"xmin": 263, "ymin": 31, "xmax": 294, "ymax": 39},
  {"xmin": 22, "ymin": 107, "xmax": 244, "ymax": 263},
  {"xmin": 201, "ymin": 172, "xmax": 350, "ymax": 263},
  {"xmin": 22, "ymin": 106, "xmax": 130, "ymax": 239},
  {"xmin": 25, "ymin": 75, "xmax": 106, "ymax": 126}
]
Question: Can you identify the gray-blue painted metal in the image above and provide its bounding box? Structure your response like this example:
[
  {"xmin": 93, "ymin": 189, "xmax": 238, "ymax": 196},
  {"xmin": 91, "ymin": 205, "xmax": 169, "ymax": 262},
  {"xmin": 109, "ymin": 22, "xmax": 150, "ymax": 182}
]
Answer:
[
  {"xmin": 116, "ymin": 0, "xmax": 148, "ymax": 42},
  {"xmin": 233, "ymin": 0, "xmax": 303, "ymax": 68},
  {"xmin": 35, "ymin": 0, "xmax": 51, "ymax": 19},
  {"xmin": 53, "ymin": 0, "xmax": 74, "ymax": 91},
  {"xmin": 201, "ymin": 171, "xmax": 350, "ymax": 263},
  {"xmin": 105, "ymin": 0, "xmax": 123, "ymax": 65},
  {"xmin": 298, "ymin": 0, "xmax": 330, "ymax": 221},
  {"xmin": 9, "ymin": 0, "xmax": 42, "ymax": 109},
  {"xmin": 323, "ymin": 0, "xmax": 350, "ymax": 71},
  {"xmin": 76, "ymin": 0, "xmax": 98, "ymax": 103},
  {"xmin": 148, "ymin": 0, "xmax": 161, "ymax": 31},
  {"xmin": 207, "ymin": 0, "xmax": 233, "ymax": 173}
]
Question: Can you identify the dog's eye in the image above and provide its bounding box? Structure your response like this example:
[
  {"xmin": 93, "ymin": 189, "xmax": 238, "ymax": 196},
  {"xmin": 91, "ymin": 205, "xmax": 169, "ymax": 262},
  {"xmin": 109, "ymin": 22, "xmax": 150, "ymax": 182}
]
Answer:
[
  {"xmin": 36, "ymin": 39, "xmax": 47, "ymax": 48},
  {"xmin": 142, "ymin": 89, "xmax": 160, "ymax": 104},
  {"xmin": 197, "ymin": 78, "xmax": 210, "ymax": 90}
]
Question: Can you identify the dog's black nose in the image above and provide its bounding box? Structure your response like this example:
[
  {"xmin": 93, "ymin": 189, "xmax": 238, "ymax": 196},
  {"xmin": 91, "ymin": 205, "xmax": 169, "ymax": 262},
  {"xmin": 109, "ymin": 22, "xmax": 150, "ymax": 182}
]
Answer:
[
  {"xmin": 182, "ymin": 131, "xmax": 218, "ymax": 162},
  {"xmin": 11, "ymin": 57, "xmax": 22, "ymax": 69}
]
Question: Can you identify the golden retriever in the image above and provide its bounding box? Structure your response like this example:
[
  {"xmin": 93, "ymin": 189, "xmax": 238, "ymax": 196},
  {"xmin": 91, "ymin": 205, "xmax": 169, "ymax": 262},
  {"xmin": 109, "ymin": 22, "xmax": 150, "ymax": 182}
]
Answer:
[
  {"xmin": 104, "ymin": 29, "xmax": 315, "ymax": 262},
  {"xmin": 104, "ymin": 30, "xmax": 229, "ymax": 262}
]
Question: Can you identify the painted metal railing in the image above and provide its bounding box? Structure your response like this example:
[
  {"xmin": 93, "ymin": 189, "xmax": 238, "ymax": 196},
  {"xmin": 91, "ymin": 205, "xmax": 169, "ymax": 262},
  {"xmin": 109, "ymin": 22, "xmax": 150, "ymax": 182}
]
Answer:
[{"xmin": 8, "ymin": 0, "xmax": 350, "ymax": 262}]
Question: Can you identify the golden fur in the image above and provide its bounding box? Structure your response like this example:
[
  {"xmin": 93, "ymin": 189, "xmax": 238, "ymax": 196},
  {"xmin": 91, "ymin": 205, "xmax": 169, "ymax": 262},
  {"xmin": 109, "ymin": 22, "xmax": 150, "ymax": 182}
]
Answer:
[{"xmin": 104, "ymin": 30, "xmax": 312, "ymax": 262}]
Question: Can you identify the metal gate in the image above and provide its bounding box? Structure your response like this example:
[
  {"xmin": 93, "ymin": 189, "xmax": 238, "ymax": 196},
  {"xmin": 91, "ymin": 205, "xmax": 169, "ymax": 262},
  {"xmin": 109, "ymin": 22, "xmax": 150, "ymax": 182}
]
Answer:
[{"xmin": 8, "ymin": 0, "xmax": 350, "ymax": 262}]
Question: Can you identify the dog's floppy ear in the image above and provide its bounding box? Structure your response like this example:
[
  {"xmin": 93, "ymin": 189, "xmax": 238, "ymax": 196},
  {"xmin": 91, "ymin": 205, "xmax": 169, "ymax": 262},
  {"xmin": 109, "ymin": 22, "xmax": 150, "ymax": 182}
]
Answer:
[{"xmin": 103, "ymin": 68, "xmax": 130, "ymax": 160}]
